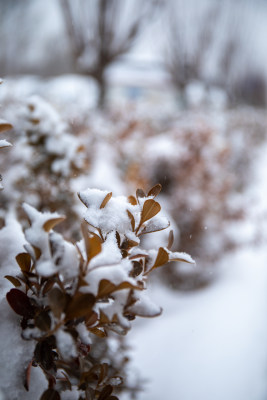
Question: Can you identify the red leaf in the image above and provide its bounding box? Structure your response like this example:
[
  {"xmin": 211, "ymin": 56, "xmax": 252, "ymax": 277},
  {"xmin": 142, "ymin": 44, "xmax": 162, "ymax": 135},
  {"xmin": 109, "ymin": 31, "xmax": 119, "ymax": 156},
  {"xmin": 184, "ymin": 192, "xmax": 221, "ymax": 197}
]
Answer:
[{"xmin": 6, "ymin": 289, "xmax": 35, "ymax": 318}]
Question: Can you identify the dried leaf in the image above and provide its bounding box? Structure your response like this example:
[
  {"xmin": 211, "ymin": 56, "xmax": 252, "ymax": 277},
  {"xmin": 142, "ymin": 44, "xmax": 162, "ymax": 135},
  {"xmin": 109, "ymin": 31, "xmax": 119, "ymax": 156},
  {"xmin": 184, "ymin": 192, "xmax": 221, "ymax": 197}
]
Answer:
[
  {"xmin": 128, "ymin": 195, "xmax": 137, "ymax": 205},
  {"xmin": 139, "ymin": 199, "xmax": 161, "ymax": 226},
  {"xmin": 66, "ymin": 292, "xmax": 95, "ymax": 320},
  {"xmin": 127, "ymin": 210, "xmax": 135, "ymax": 231},
  {"xmin": 97, "ymin": 280, "xmax": 116, "ymax": 297},
  {"xmin": 98, "ymin": 363, "xmax": 109, "ymax": 385},
  {"xmin": 81, "ymin": 223, "xmax": 102, "ymax": 262},
  {"xmin": 148, "ymin": 183, "xmax": 162, "ymax": 198},
  {"xmin": 85, "ymin": 311, "xmax": 98, "ymax": 327},
  {"xmin": 42, "ymin": 279, "xmax": 54, "ymax": 295},
  {"xmin": 98, "ymin": 385, "xmax": 113, "ymax": 400},
  {"xmin": 24, "ymin": 360, "xmax": 32, "ymax": 391},
  {"xmin": 4, "ymin": 275, "xmax": 21, "ymax": 287},
  {"xmin": 89, "ymin": 235, "xmax": 102, "ymax": 260},
  {"xmin": 43, "ymin": 217, "xmax": 65, "ymax": 232},
  {"xmin": 0, "ymin": 121, "xmax": 12, "ymax": 133},
  {"xmin": 100, "ymin": 192, "xmax": 112, "ymax": 209},
  {"xmin": 115, "ymin": 231, "xmax": 121, "ymax": 247},
  {"xmin": 145, "ymin": 247, "xmax": 169, "ymax": 274},
  {"xmin": 35, "ymin": 310, "xmax": 51, "ymax": 332},
  {"xmin": 128, "ymin": 253, "xmax": 148, "ymax": 260},
  {"xmin": 48, "ymin": 287, "xmax": 68, "ymax": 319},
  {"xmin": 129, "ymin": 261, "xmax": 143, "ymax": 277},
  {"xmin": 136, "ymin": 188, "xmax": 145, "ymax": 199},
  {"xmin": 97, "ymin": 279, "xmax": 142, "ymax": 298},
  {"xmin": 34, "ymin": 341, "xmax": 56, "ymax": 371},
  {"xmin": 16, "ymin": 253, "xmax": 31, "ymax": 272},
  {"xmin": 40, "ymin": 388, "xmax": 60, "ymax": 400},
  {"xmin": 89, "ymin": 327, "xmax": 107, "ymax": 337},
  {"xmin": 33, "ymin": 246, "xmax": 41, "ymax": 260},
  {"xmin": 6, "ymin": 289, "xmax": 35, "ymax": 318},
  {"xmin": 167, "ymin": 230, "xmax": 174, "ymax": 250}
]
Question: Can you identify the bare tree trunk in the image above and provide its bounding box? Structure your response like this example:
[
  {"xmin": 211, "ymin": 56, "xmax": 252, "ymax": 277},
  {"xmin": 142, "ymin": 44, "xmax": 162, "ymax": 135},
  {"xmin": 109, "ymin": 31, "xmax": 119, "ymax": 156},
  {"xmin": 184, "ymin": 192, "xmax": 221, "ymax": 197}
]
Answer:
[{"xmin": 97, "ymin": 77, "xmax": 106, "ymax": 108}]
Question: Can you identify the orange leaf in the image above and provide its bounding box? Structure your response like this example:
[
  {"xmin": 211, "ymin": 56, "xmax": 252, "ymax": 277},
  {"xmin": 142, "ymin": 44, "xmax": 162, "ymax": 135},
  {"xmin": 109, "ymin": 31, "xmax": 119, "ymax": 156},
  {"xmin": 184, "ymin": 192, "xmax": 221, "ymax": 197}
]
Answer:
[
  {"xmin": 65, "ymin": 292, "xmax": 95, "ymax": 320},
  {"xmin": 148, "ymin": 183, "xmax": 162, "ymax": 198},
  {"xmin": 128, "ymin": 195, "xmax": 137, "ymax": 205},
  {"xmin": 127, "ymin": 210, "xmax": 135, "ymax": 231},
  {"xmin": 4, "ymin": 275, "xmax": 21, "ymax": 287},
  {"xmin": 140, "ymin": 199, "xmax": 161, "ymax": 226},
  {"xmin": 136, "ymin": 188, "xmax": 146, "ymax": 199},
  {"xmin": 145, "ymin": 247, "xmax": 169, "ymax": 275},
  {"xmin": 167, "ymin": 230, "xmax": 174, "ymax": 250},
  {"xmin": 0, "ymin": 121, "xmax": 12, "ymax": 133},
  {"xmin": 100, "ymin": 192, "xmax": 112, "ymax": 209},
  {"xmin": 43, "ymin": 217, "xmax": 65, "ymax": 232},
  {"xmin": 16, "ymin": 253, "xmax": 31, "ymax": 272}
]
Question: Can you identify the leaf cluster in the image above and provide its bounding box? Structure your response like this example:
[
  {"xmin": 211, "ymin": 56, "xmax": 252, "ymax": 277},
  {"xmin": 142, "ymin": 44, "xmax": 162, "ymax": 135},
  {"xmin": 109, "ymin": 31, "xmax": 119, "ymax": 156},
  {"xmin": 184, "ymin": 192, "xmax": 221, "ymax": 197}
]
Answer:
[{"xmin": 5, "ymin": 184, "xmax": 194, "ymax": 399}]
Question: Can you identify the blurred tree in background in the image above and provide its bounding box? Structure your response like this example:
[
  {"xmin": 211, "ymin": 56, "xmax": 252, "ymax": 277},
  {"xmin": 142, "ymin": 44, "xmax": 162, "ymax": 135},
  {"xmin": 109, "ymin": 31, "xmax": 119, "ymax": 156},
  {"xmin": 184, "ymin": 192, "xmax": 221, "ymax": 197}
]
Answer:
[{"xmin": 60, "ymin": 0, "xmax": 158, "ymax": 107}]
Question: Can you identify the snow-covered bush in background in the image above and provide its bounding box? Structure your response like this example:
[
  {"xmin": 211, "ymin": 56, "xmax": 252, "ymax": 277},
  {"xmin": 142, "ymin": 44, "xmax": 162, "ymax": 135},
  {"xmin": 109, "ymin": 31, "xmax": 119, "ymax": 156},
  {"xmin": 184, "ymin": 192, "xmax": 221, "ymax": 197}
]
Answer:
[
  {"xmin": 77, "ymin": 107, "xmax": 259, "ymax": 289},
  {"xmin": 0, "ymin": 79, "xmax": 12, "ymax": 191},
  {"xmin": 0, "ymin": 95, "xmax": 87, "ymax": 238},
  {"xmin": 0, "ymin": 78, "xmax": 266, "ymax": 290},
  {"xmin": 2, "ymin": 184, "xmax": 194, "ymax": 399}
]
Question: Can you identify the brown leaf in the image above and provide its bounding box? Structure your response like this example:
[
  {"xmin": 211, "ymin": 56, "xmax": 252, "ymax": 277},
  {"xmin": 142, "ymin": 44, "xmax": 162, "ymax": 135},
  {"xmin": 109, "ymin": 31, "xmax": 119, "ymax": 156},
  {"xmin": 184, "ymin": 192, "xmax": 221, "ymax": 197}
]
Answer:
[
  {"xmin": 48, "ymin": 287, "xmax": 68, "ymax": 319},
  {"xmin": 100, "ymin": 192, "xmax": 112, "ymax": 209},
  {"xmin": 127, "ymin": 210, "xmax": 135, "ymax": 231},
  {"xmin": 97, "ymin": 279, "xmax": 117, "ymax": 297},
  {"xmin": 89, "ymin": 326, "xmax": 107, "ymax": 337},
  {"xmin": 129, "ymin": 261, "xmax": 143, "ymax": 277},
  {"xmin": 16, "ymin": 253, "xmax": 31, "ymax": 272},
  {"xmin": 98, "ymin": 385, "xmax": 113, "ymax": 400},
  {"xmin": 81, "ymin": 223, "xmax": 102, "ymax": 262},
  {"xmin": 24, "ymin": 360, "xmax": 32, "ymax": 391},
  {"xmin": 40, "ymin": 389, "xmax": 60, "ymax": 400},
  {"xmin": 167, "ymin": 230, "xmax": 174, "ymax": 250},
  {"xmin": 34, "ymin": 310, "xmax": 51, "ymax": 331},
  {"xmin": 128, "ymin": 195, "xmax": 137, "ymax": 205},
  {"xmin": 42, "ymin": 279, "xmax": 54, "ymax": 295},
  {"xmin": 148, "ymin": 183, "xmax": 162, "ymax": 198},
  {"xmin": 146, "ymin": 247, "xmax": 169, "ymax": 274},
  {"xmin": 139, "ymin": 199, "xmax": 161, "ymax": 226},
  {"xmin": 4, "ymin": 275, "xmax": 21, "ymax": 287},
  {"xmin": 98, "ymin": 363, "xmax": 109, "ymax": 385},
  {"xmin": 0, "ymin": 121, "xmax": 12, "ymax": 133},
  {"xmin": 89, "ymin": 235, "xmax": 102, "ymax": 260},
  {"xmin": 97, "ymin": 279, "xmax": 142, "ymax": 298},
  {"xmin": 128, "ymin": 253, "xmax": 148, "ymax": 260},
  {"xmin": 33, "ymin": 246, "xmax": 41, "ymax": 260},
  {"xmin": 66, "ymin": 292, "xmax": 95, "ymax": 320},
  {"xmin": 85, "ymin": 310, "xmax": 98, "ymax": 327},
  {"xmin": 136, "ymin": 188, "xmax": 146, "ymax": 199},
  {"xmin": 43, "ymin": 217, "xmax": 65, "ymax": 232}
]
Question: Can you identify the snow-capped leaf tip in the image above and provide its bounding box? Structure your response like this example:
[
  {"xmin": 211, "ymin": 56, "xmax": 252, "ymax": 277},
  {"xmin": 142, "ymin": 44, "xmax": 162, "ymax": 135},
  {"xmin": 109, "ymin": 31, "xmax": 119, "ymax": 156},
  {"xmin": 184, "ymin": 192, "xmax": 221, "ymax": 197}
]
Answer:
[
  {"xmin": 168, "ymin": 251, "xmax": 196, "ymax": 264},
  {"xmin": 43, "ymin": 217, "xmax": 66, "ymax": 232},
  {"xmin": 100, "ymin": 192, "xmax": 112, "ymax": 209},
  {"xmin": 0, "ymin": 119, "xmax": 13, "ymax": 133},
  {"xmin": 147, "ymin": 183, "xmax": 162, "ymax": 198},
  {"xmin": 0, "ymin": 139, "xmax": 12, "ymax": 148}
]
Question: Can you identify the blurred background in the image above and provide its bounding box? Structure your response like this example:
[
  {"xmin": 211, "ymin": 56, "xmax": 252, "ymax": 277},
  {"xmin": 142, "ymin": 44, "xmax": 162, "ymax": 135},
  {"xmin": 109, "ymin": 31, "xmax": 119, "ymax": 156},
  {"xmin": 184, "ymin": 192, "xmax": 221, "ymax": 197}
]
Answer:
[{"xmin": 1, "ymin": 0, "xmax": 267, "ymax": 399}]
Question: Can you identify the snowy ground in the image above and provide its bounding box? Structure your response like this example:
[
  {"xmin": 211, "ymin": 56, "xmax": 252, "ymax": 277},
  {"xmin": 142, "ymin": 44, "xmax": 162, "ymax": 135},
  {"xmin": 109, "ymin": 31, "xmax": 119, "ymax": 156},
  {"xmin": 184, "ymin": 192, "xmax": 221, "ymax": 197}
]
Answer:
[{"xmin": 121, "ymin": 142, "xmax": 267, "ymax": 400}]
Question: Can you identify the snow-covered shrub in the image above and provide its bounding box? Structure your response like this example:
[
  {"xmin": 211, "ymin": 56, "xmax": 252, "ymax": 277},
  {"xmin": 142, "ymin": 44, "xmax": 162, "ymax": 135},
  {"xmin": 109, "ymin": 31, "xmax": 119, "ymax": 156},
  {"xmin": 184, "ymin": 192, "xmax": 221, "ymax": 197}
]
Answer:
[
  {"xmin": 1, "ymin": 96, "xmax": 87, "ymax": 238},
  {"xmin": 0, "ymin": 79, "xmax": 12, "ymax": 191},
  {"xmin": 3, "ymin": 184, "xmax": 194, "ymax": 399},
  {"xmin": 80, "ymin": 108, "xmax": 248, "ymax": 289}
]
